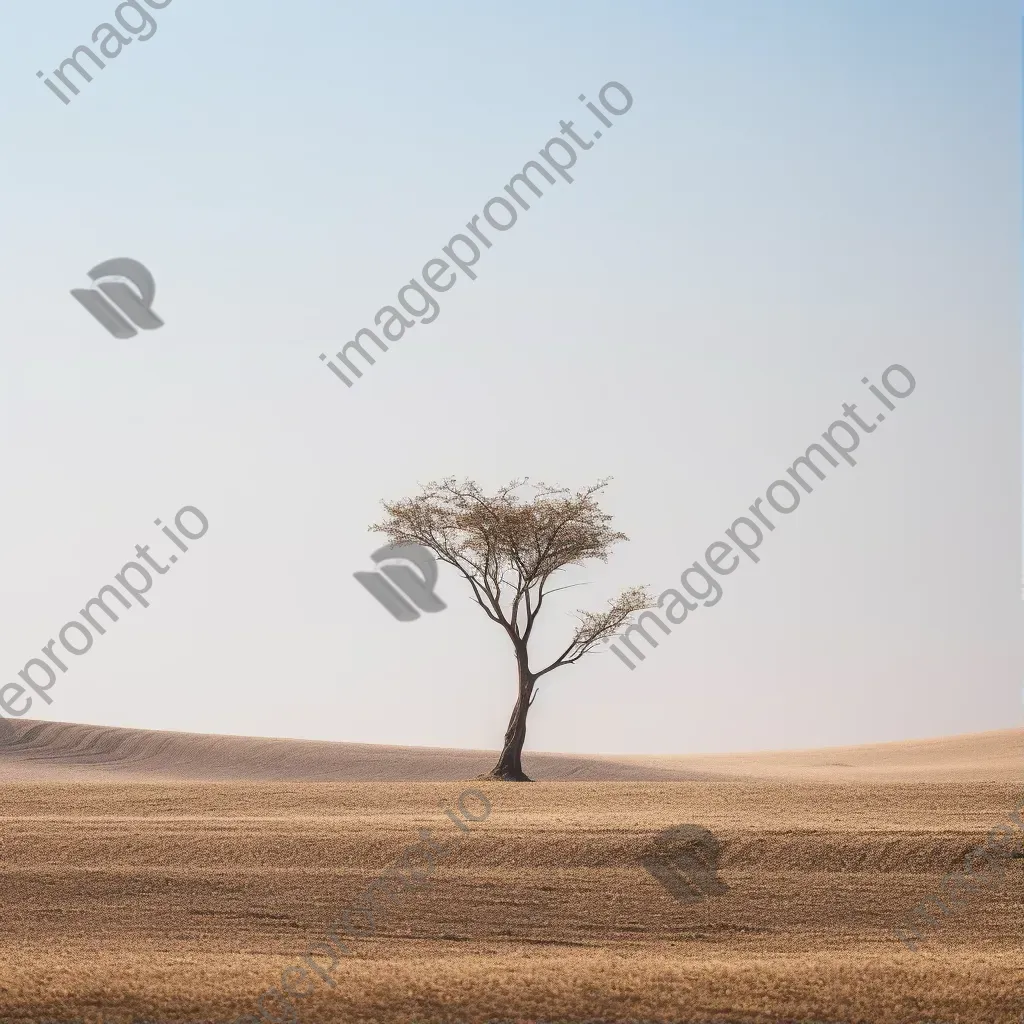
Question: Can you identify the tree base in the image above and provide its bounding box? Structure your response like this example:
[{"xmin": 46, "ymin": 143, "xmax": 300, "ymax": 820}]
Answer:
[{"xmin": 477, "ymin": 767, "xmax": 533, "ymax": 782}]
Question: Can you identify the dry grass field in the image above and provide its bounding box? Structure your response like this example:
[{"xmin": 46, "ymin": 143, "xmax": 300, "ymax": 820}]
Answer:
[{"xmin": 0, "ymin": 720, "xmax": 1021, "ymax": 1024}]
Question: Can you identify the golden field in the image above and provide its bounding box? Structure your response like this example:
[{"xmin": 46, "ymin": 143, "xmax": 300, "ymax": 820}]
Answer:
[{"xmin": 0, "ymin": 720, "xmax": 1021, "ymax": 1024}]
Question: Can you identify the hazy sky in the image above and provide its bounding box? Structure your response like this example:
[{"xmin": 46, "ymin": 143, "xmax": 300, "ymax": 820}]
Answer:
[{"xmin": 0, "ymin": 0, "xmax": 1020, "ymax": 756}]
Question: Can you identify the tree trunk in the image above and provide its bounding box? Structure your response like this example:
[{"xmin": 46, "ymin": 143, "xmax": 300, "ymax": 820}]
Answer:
[{"xmin": 483, "ymin": 653, "xmax": 535, "ymax": 781}]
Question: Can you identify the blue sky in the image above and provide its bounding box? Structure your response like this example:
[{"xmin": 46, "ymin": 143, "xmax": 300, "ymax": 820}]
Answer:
[{"xmin": 0, "ymin": 1, "xmax": 1019, "ymax": 754}]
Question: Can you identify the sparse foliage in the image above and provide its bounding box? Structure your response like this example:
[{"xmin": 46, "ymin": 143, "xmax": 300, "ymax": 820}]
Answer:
[{"xmin": 370, "ymin": 477, "xmax": 655, "ymax": 780}]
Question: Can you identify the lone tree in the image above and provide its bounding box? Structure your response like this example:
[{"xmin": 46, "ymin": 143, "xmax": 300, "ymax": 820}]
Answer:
[{"xmin": 370, "ymin": 477, "xmax": 654, "ymax": 781}]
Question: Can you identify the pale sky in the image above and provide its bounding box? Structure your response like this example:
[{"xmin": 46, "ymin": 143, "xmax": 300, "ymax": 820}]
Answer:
[{"xmin": 0, "ymin": 0, "xmax": 1020, "ymax": 755}]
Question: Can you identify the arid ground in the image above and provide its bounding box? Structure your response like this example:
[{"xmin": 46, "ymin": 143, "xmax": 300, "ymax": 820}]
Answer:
[{"xmin": 0, "ymin": 721, "xmax": 1021, "ymax": 1024}]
